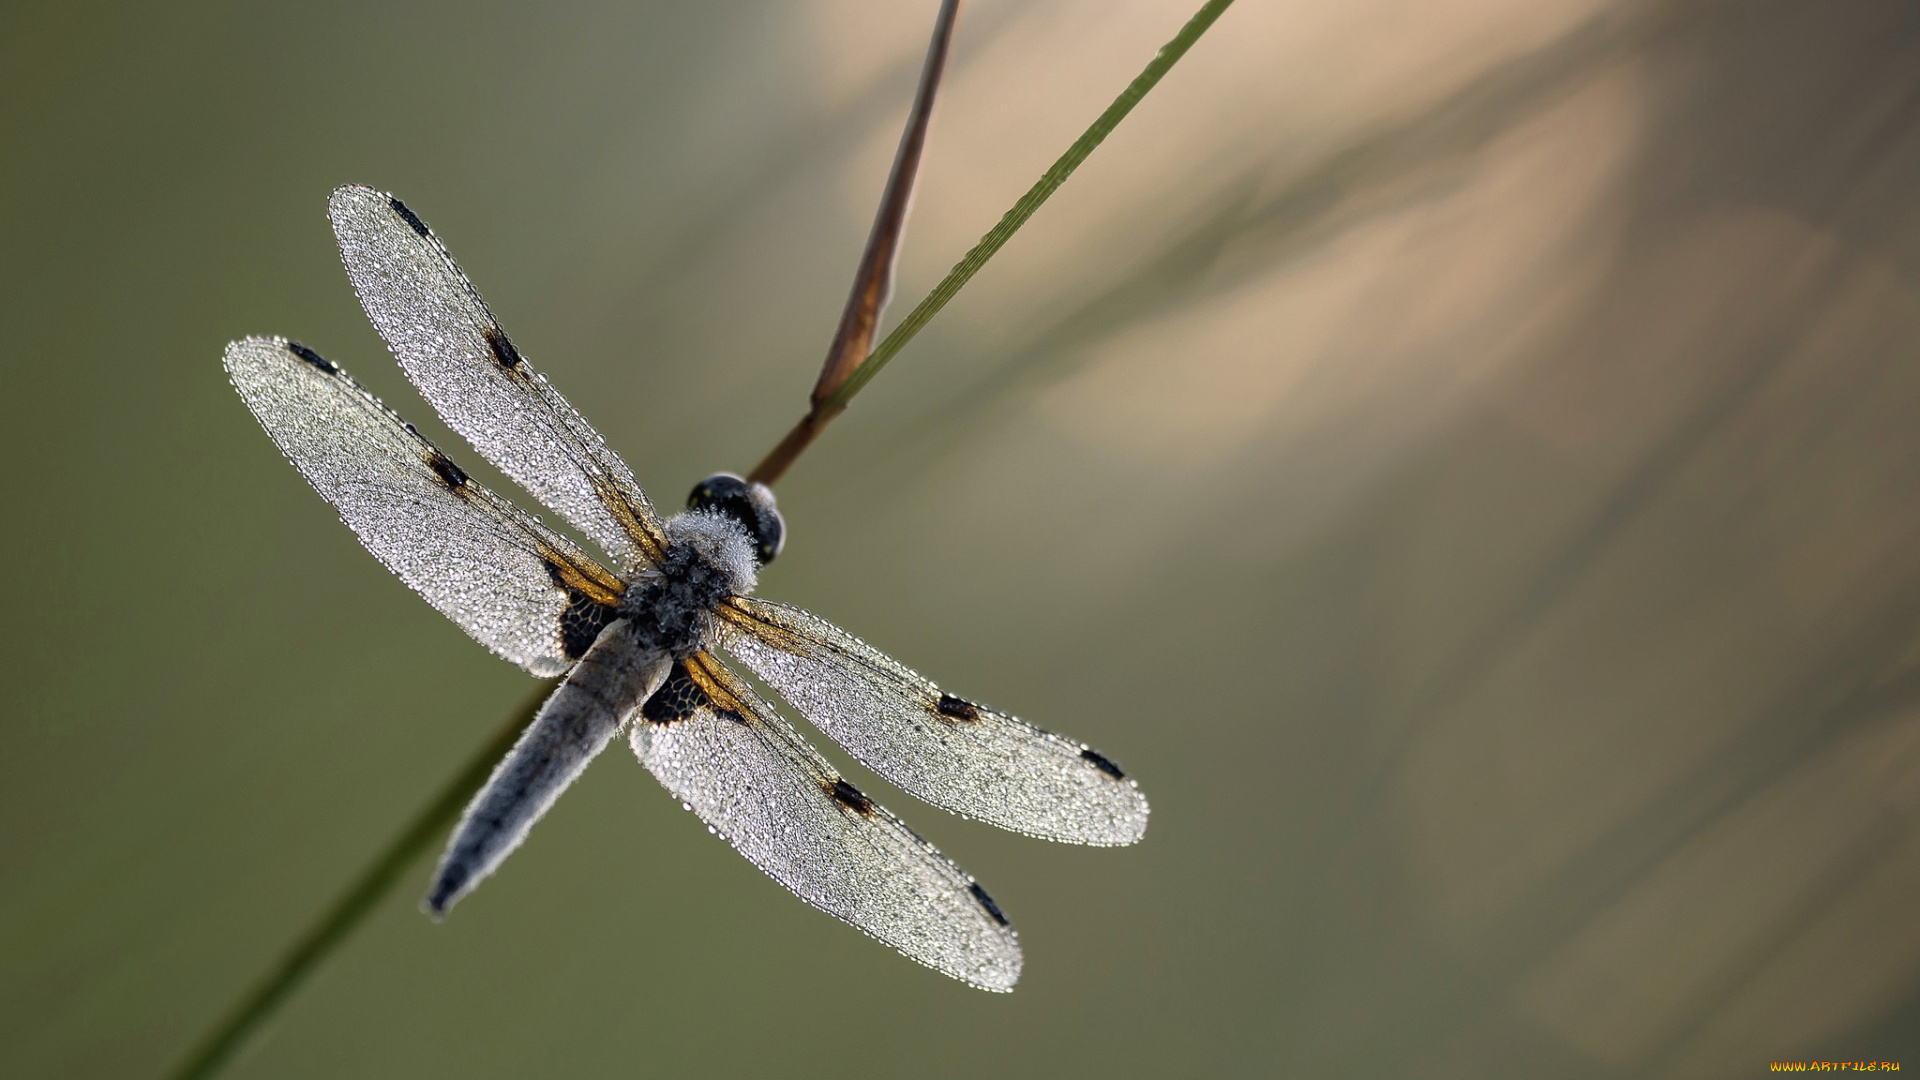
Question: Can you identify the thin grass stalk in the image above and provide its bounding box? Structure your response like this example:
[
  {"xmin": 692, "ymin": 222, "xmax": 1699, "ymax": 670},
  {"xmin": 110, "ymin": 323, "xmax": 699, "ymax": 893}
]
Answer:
[
  {"xmin": 163, "ymin": 686, "xmax": 550, "ymax": 1080},
  {"xmin": 817, "ymin": 0, "xmax": 1236, "ymax": 416},
  {"xmin": 748, "ymin": 0, "xmax": 1236, "ymax": 483}
]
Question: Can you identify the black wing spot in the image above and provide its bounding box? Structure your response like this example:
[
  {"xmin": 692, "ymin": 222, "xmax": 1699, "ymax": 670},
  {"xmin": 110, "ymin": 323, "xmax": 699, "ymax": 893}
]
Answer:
[
  {"xmin": 827, "ymin": 779, "xmax": 875, "ymax": 816},
  {"xmin": 1080, "ymin": 748, "xmax": 1127, "ymax": 780},
  {"xmin": 968, "ymin": 883, "xmax": 1009, "ymax": 927},
  {"xmin": 936, "ymin": 694, "xmax": 984, "ymax": 722},
  {"xmin": 388, "ymin": 196, "xmax": 432, "ymax": 238},
  {"xmin": 641, "ymin": 662, "xmax": 706, "ymax": 725},
  {"xmin": 286, "ymin": 340, "xmax": 338, "ymax": 374},
  {"xmin": 558, "ymin": 591, "xmax": 617, "ymax": 662},
  {"xmin": 424, "ymin": 450, "xmax": 470, "ymax": 494},
  {"xmin": 482, "ymin": 325, "xmax": 524, "ymax": 371}
]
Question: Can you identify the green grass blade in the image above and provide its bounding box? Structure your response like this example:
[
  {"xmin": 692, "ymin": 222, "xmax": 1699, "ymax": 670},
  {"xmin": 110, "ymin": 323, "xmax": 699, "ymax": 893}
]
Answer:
[
  {"xmin": 162, "ymin": 687, "xmax": 547, "ymax": 1080},
  {"xmin": 822, "ymin": 0, "xmax": 1238, "ymax": 413}
]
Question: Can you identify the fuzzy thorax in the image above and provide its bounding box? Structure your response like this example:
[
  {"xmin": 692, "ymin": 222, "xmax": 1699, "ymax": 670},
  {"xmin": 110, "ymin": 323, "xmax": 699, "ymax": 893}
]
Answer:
[{"xmin": 617, "ymin": 510, "xmax": 758, "ymax": 657}]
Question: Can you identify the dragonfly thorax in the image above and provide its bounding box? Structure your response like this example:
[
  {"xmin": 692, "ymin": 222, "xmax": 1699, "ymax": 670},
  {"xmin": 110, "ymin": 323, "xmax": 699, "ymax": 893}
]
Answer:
[{"xmin": 618, "ymin": 510, "xmax": 759, "ymax": 658}]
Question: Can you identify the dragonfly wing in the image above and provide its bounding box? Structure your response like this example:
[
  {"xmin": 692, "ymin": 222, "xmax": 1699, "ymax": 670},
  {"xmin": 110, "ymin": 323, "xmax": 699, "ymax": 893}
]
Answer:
[
  {"xmin": 328, "ymin": 184, "xmax": 665, "ymax": 571},
  {"xmin": 630, "ymin": 651, "xmax": 1022, "ymax": 991},
  {"xmin": 718, "ymin": 598, "xmax": 1148, "ymax": 846},
  {"xmin": 225, "ymin": 336, "xmax": 625, "ymax": 676}
]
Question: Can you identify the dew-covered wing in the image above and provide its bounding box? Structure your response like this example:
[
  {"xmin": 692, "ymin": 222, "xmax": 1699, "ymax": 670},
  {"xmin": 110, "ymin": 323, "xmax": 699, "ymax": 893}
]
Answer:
[
  {"xmin": 328, "ymin": 184, "xmax": 664, "ymax": 572},
  {"xmin": 718, "ymin": 598, "xmax": 1148, "ymax": 846},
  {"xmin": 225, "ymin": 336, "xmax": 625, "ymax": 677},
  {"xmin": 630, "ymin": 651, "xmax": 1022, "ymax": 991}
]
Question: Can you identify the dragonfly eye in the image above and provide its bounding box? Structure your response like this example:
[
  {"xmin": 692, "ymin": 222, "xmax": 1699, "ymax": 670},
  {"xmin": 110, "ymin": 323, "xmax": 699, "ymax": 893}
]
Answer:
[{"xmin": 687, "ymin": 472, "xmax": 785, "ymax": 565}]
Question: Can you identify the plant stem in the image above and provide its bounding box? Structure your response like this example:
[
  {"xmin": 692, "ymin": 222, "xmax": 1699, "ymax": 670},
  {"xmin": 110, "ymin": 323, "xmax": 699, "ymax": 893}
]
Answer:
[
  {"xmin": 749, "ymin": 0, "xmax": 961, "ymax": 488},
  {"xmin": 162, "ymin": 685, "xmax": 550, "ymax": 1080},
  {"xmin": 753, "ymin": 0, "xmax": 1239, "ymax": 482}
]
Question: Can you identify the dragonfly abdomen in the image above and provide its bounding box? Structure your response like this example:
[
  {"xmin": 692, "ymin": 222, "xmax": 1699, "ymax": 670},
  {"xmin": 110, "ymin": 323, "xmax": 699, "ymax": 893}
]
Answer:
[{"xmin": 425, "ymin": 621, "xmax": 670, "ymax": 916}]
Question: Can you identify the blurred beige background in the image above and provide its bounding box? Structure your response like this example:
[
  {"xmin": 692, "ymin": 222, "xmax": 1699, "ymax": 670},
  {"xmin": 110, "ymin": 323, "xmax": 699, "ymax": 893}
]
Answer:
[{"xmin": 5, "ymin": 0, "xmax": 1920, "ymax": 1076}]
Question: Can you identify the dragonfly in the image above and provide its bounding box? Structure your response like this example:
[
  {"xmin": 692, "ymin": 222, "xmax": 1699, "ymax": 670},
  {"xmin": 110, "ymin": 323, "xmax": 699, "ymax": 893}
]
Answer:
[{"xmin": 222, "ymin": 11, "xmax": 1146, "ymax": 994}]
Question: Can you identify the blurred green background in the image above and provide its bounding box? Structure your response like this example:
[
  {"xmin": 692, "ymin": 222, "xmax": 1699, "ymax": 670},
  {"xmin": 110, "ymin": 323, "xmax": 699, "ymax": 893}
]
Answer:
[{"xmin": 7, "ymin": 0, "xmax": 1920, "ymax": 1075}]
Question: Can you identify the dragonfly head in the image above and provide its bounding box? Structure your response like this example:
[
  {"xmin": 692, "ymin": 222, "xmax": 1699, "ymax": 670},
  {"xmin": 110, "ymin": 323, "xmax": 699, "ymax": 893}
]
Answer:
[
  {"xmin": 687, "ymin": 472, "xmax": 785, "ymax": 566},
  {"xmin": 621, "ymin": 509, "xmax": 758, "ymax": 655}
]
